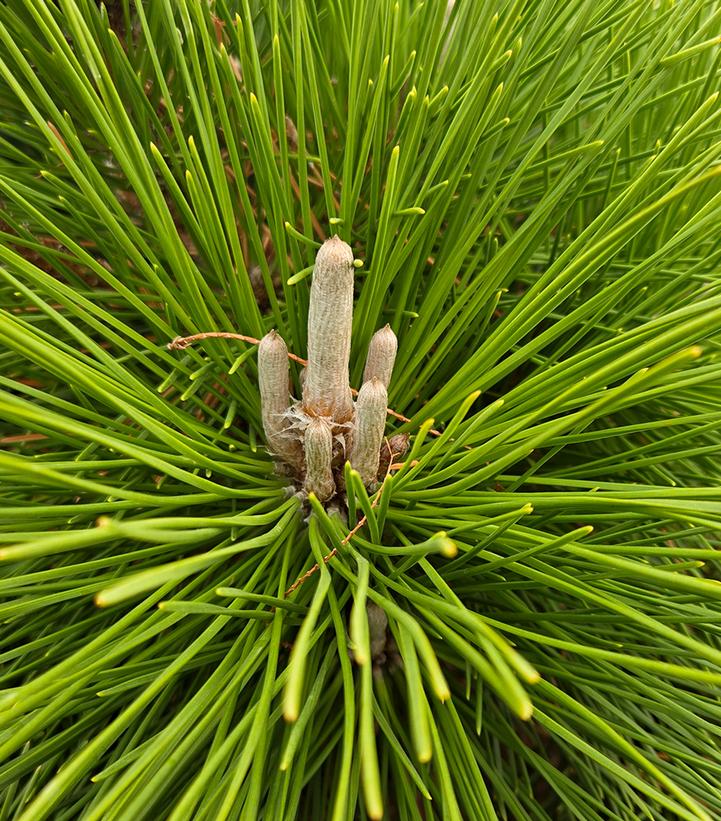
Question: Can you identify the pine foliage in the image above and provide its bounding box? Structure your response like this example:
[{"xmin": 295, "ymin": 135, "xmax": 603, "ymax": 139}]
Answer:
[{"xmin": 1, "ymin": 1, "xmax": 721, "ymax": 819}]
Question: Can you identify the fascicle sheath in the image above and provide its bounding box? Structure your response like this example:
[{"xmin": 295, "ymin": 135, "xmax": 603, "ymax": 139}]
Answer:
[
  {"xmin": 367, "ymin": 602, "xmax": 388, "ymax": 661},
  {"xmin": 363, "ymin": 324, "xmax": 397, "ymax": 388},
  {"xmin": 377, "ymin": 433, "xmax": 410, "ymax": 479},
  {"xmin": 304, "ymin": 417, "xmax": 335, "ymax": 501},
  {"xmin": 350, "ymin": 377, "xmax": 387, "ymax": 488},
  {"xmin": 303, "ymin": 235, "xmax": 355, "ymax": 422},
  {"xmin": 258, "ymin": 330, "xmax": 301, "ymax": 466}
]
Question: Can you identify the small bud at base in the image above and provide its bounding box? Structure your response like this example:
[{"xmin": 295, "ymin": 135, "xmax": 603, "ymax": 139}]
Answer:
[{"xmin": 304, "ymin": 417, "xmax": 335, "ymax": 501}]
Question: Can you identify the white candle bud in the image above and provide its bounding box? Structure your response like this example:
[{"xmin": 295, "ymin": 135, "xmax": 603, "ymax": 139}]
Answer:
[
  {"xmin": 304, "ymin": 417, "xmax": 335, "ymax": 501},
  {"xmin": 363, "ymin": 324, "xmax": 397, "ymax": 388},
  {"xmin": 303, "ymin": 235, "xmax": 355, "ymax": 422},
  {"xmin": 350, "ymin": 377, "xmax": 387, "ymax": 488},
  {"xmin": 258, "ymin": 330, "xmax": 301, "ymax": 467}
]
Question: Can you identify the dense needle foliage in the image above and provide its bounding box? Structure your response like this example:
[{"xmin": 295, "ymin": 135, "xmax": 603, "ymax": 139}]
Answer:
[{"xmin": 1, "ymin": 0, "xmax": 721, "ymax": 818}]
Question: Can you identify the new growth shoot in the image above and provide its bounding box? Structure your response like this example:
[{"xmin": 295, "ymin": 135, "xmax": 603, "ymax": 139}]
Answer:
[{"xmin": 258, "ymin": 236, "xmax": 405, "ymax": 502}]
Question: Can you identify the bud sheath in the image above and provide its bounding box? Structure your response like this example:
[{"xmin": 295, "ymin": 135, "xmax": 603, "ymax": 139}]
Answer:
[
  {"xmin": 363, "ymin": 324, "xmax": 397, "ymax": 388},
  {"xmin": 304, "ymin": 417, "xmax": 335, "ymax": 501},
  {"xmin": 377, "ymin": 433, "xmax": 409, "ymax": 480},
  {"xmin": 303, "ymin": 236, "xmax": 355, "ymax": 422},
  {"xmin": 367, "ymin": 602, "xmax": 388, "ymax": 661},
  {"xmin": 350, "ymin": 377, "xmax": 387, "ymax": 488}
]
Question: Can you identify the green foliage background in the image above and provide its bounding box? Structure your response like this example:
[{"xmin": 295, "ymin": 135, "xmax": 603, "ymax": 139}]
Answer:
[{"xmin": 1, "ymin": 0, "xmax": 721, "ymax": 819}]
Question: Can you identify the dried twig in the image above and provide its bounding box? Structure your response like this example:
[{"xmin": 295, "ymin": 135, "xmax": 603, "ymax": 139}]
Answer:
[
  {"xmin": 168, "ymin": 331, "xmax": 440, "ymax": 433},
  {"xmin": 169, "ymin": 331, "xmax": 305, "ymax": 366},
  {"xmin": 284, "ymin": 438, "xmax": 403, "ymax": 597}
]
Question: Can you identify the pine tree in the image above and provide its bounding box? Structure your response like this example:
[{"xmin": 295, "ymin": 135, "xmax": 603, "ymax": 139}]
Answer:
[{"xmin": 1, "ymin": 1, "xmax": 721, "ymax": 819}]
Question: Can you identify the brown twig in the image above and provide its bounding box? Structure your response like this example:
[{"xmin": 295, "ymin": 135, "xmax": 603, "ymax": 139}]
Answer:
[
  {"xmin": 283, "ymin": 503, "xmax": 375, "ymax": 597},
  {"xmin": 283, "ymin": 547, "xmax": 337, "ymax": 597},
  {"xmin": 284, "ymin": 438, "xmax": 404, "ymax": 597},
  {"xmin": 168, "ymin": 331, "xmax": 440, "ymax": 434},
  {"xmin": 1, "ymin": 433, "xmax": 48, "ymax": 444},
  {"xmin": 169, "ymin": 331, "xmax": 306, "ymax": 366}
]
